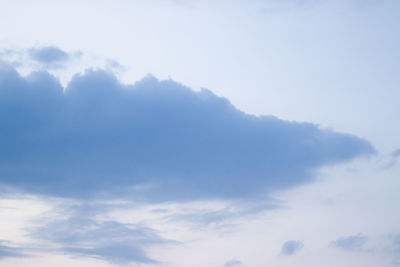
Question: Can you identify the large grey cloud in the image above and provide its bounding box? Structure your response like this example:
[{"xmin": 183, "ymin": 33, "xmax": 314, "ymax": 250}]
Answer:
[{"xmin": 0, "ymin": 62, "xmax": 375, "ymax": 201}]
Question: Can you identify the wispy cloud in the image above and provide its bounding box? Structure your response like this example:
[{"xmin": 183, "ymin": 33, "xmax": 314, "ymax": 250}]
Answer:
[
  {"xmin": 26, "ymin": 203, "xmax": 174, "ymax": 264},
  {"xmin": 379, "ymin": 148, "xmax": 400, "ymax": 169},
  {"xmin": 165, "ymin": 200, "xmax": 279, "ymax": 227}
]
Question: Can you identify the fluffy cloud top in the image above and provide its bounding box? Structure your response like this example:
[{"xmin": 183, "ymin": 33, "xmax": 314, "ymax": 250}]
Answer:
[{"xmin": 0, "ymin": 62, "xmax": 375, "ymax": 201}]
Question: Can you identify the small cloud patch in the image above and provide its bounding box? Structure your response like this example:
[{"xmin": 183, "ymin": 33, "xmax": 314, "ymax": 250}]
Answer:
[
  {"xmin": 281, "ymin": 240, "xmax": 304, "ymax": 255},
  {"xmin": 330, "ymin": 233, "xmax": 367, "ymax": 251},
  {"xmin": 224, "ymin": 259, "xmax": 242, "ymax": 267},
  {"xmin": 28, "ymin": 46, "xmax": 69, "ymax": 64}
]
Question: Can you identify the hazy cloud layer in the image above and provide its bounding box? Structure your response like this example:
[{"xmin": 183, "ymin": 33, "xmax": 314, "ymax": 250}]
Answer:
[
  {"xmin": 281, "ymin": 240, "xmax": 304, "ymax": 255},
  {"xmin": 0, "ymin": 62, "xmax": 374, "ymax": 201}
]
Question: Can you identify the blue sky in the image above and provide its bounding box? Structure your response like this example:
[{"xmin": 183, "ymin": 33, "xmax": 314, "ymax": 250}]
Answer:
[{"xmin": 0, "ymin": 1, "xmax": 399, "ymax": 266}]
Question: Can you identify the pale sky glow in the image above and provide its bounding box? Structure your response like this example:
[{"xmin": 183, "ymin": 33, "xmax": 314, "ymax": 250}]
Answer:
[{"xmin": 0, "ymin": 1, "xmax": 399, "ymax": 267}]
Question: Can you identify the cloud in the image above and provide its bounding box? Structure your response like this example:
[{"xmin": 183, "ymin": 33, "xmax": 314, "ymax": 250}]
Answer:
[
  {"xmin": 0, "ymin": 242, "xmax": 28, "ymax": 259},
  {"xmin": 224, "ymin": 259, "xmax": 242, "ymax": 267},
  {"xmin": 330, "ymin": 233, "xmax": 367, "ymax": 251},
  {"xmin": 392, "ymin": 149, "xmax": 400, "ymax": 158},
  {"xmin": 28, "ymin": 46, "xmax": 69, "ymax": 64},
  {"xmin": 105, "ymin": 59, "xmax": 126, "ymax": 72},
  {"xmin": 392, "ymin": 234, "xmax": 400, "ymax": 253},
  {"xmin": 29, "ymin": 204, "xmax": 172, "ymax": 264},
  {"xmin": 281, "ymin": 240, "xmax": 304, "ymax": 255},
  {"xmin": 388, "ymin": 234, "xmax": 400, "ymax": 265},
  {"xmin": 382, "ymin": 148, "xmax": 400, "ymax": 169},
  {"xmin": 166, "ymin": 200, "xmax": 278, "ymax": 226},
  {"xmin": 0, "ymin": 62, "xmax": 375, "ymax": 201}
]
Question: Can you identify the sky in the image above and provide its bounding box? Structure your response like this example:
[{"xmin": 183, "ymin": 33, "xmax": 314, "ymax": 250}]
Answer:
[{"xmin": 0, "ymin": 0, "xmax": 399, "ymax": 266}]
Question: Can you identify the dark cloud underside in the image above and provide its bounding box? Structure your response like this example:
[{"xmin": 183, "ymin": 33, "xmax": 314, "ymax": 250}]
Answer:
[{"xmin": 0, "ymin": 62, "xmax": 375, "ymax": 200}]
